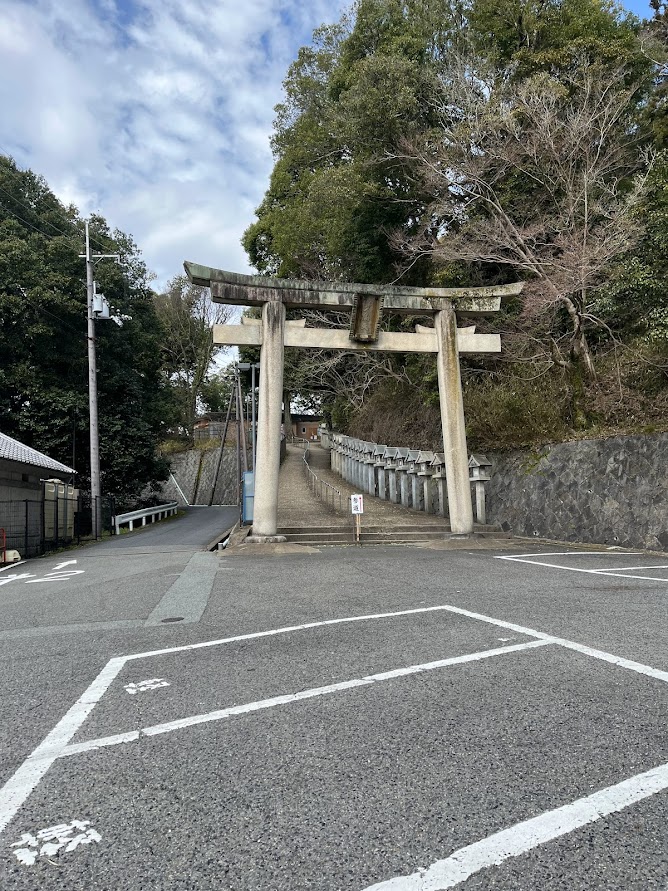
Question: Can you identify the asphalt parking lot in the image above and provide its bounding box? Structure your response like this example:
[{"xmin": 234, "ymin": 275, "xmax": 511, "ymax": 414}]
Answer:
[{"xmin": 0, "ymin": 539, "xmax": 666, "ymax": 889}]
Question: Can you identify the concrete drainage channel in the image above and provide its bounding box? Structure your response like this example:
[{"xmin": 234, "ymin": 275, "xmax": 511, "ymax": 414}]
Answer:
[{"xmin": 207, "ymin": 523, "xmax": 238, "ymax": 552}]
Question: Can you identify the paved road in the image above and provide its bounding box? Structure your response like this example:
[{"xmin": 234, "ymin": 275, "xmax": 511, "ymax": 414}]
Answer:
[
  {"xmin": 0, "ymin": 538, "xmax": 666, "ymax": 890},
  {"xmin": 94, "ymin": 505, "xmax": 239, "ymax": 552}
]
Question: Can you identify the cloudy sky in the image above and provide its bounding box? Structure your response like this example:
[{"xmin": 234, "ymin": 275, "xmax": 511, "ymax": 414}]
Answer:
[{"xmin": 0, "ymin": 0, "xmax": 653, "ymax": 289}]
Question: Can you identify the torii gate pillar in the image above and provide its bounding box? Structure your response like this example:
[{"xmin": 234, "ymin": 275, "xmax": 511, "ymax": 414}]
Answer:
[
  {"xmin": 435, "ymin": 304, "xmax": 473, "ymax": 534},
  {"xmin": 252, "ymin": 300, "xmax": 285, "ymax": 538}
]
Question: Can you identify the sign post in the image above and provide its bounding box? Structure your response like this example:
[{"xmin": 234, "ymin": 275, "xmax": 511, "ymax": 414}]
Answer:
[{"xmin": 351, "ymin": 494, "xmax": 364, "ymax": 544}]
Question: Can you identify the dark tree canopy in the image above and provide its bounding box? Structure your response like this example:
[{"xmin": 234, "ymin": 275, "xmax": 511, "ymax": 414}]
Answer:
[
  {"xmin": 0, "ymin": 155, "xmax": 172, "ymax": 499},
  {"xmin": 242, "ymin": 0, "xmax": 668, "ymax": 445}
]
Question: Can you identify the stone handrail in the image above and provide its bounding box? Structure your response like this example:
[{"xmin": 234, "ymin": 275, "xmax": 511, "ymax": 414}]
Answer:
[{"xmin": 328, "ymin": 434, "xmax": 490, "ymax": 523}]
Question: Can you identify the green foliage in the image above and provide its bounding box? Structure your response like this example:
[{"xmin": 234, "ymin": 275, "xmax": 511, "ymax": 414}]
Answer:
[
  {"xmin": 463, "ymin": 375, "xmax": 572, "ymax": 448},
  {"xmin": 154, "ymin": 275, "xmax": 231, "ymax": 441},
  {"xmin": 243, "ymin": 0, "xmax": 450, "ymax": 284},
  {"xmin": 469, "ymin": 0, "xmax": 645, "ymax": 76},
  {"xmin": 598, "ymin": 151, "xmax": 668, "ymax": 344},
  {"xmin": 199, "ymin": 373, "xmax": 234, "ymax": 415},
  {"xmin": 0, "ymin": 156, "xmax": 172, "ymax": 498},
  {"xmin": 243, "ymin": 0, "xmax": 668, "ymax": 447}
]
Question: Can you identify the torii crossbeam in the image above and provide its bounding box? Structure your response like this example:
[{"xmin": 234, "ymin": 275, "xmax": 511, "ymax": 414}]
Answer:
[{"xmin": 185, "ymin": 262, "xmax": 523, "ymax": 540}]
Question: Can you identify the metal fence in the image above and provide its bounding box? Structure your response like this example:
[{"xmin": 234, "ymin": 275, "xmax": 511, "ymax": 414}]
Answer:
[
  {"xmin": 302, "ymin": 443, "xmax": 343, "ymax": 512},
  {"xmin": 0, "ymin": 492, "xmax": 115, "ymax": 558}
]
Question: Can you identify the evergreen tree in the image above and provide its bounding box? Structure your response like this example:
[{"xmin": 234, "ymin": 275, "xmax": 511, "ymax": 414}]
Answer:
[{"xmin": 0, "ymin": 156, "xmax": 173, "ymax": 499}]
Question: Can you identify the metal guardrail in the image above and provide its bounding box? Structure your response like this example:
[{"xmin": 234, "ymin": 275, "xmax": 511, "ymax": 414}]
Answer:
[
  {"xmin": 114, "ymin": 502, "xmax": 179, "ymax": 535},
  {"xmin": 302, "ymin": 444, "xmax": 343, "ymax": 512}
]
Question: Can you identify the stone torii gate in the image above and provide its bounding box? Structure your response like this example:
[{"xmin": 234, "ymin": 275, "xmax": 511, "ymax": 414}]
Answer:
[{"xmin": 184, "ymin": 262, "xmax": 523, "ymax": 540}]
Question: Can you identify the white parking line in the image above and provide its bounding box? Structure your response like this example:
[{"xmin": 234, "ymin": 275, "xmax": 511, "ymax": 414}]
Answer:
[
  {"xmin": 439, "ymin": 604, "xmax": 668, "ymax": 684},
  {"xmin": 59, "ymin": 640, "xmax": 551, "ymax": 758},
  {"xmin": 362, "ymin": 758, "xmax": 668, "ymax": 889},
  {"xmin": 2, "ymin": 601, "xmax": 668, "ymax": 843},
  {"xmin": 500, "ymin": 552, "xmax": 620, "ymax": 558},
  {"xmin": 0, "ymin": 657, "xmax": 127, "ymax": 836},
  {"xmin": 496, "ymin": 553, "xmax": 668, "ymax": 582},
  {"xmin": 123, "ymin": 604, "xmax": 492, "ymax": 663},
  {"xmin": 592, "ymin": 564, "xmax": 668, "ymax": 572},
  {"xmin": 0, "ymin": 604, "xmax": 488, "ymax": 837}
]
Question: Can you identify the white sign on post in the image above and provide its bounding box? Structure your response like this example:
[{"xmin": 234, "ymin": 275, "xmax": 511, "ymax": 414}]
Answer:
[{"xmin": 351, "ymin": 494, "xmax": 364, "ymax": 514}]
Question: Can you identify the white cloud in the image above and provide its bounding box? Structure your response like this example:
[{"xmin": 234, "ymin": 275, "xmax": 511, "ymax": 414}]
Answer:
[{"xmin": 0, "ymin": 0, "xmax": 349, "ymax": 287}]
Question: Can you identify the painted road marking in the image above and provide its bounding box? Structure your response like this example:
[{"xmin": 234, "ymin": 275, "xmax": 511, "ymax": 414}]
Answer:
[
  {"xmin": 438, "ymin": 603, "xmax": 668, "ymax": 684},
  {"xmin": 52, "ymin": 560, "xmax": 78, "ymax": 571},
  {"xmin": 11, "ymin": 820, "xmax": 101, "ymax": 866},
  {"xmin": 0, "ymin": 559, "xmax": 84, "ymax": 586},
  {"xmin": 0, "ymin": 657, "xmax": 125, "ymax": 836},
  {"xmin": 499, "ymin": 552, "xmax": 625, "ymax": 558},
  {"xmin": 0, "ymin": 561, "xmax": 26, "ymax": 573},
  {"xmin": 124, "ymin": 678, "xmax": 170, "ymax": 695},
  {"xmin": 2, "ymin": 602, "xmax": 668, "ymax": 841},
  {"xmin": 0, "ymin": 573, "xmax": 35, "ymax": 587},
  {"xmin": 497, "ymin": 552, "xmax": 668, "ymax": 582},
  {"xmin": 0, "ymin": 605, "xmax": 470, "ymax": 835},
  {"xmin": 60, "ymin": 640, "xmax": 552, "ymax": 758},
  {"xmin": 125, "ymin": 604, "xmax": 509, "ymax": 663},
  {"xmin": 361, "ymin": 760, "xmax": 668, "ymax": 890},
  {"xmin": 25, "ymin": 570, "xmax": 85, "ymax": 584}
]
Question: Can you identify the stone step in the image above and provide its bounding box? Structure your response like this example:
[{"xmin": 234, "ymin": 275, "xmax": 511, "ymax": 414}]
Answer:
[
  {"xmin": 278, "ymin": 523, "xmax": 503, "ymax": 535},
  {"xmin": 277, "ymin": 524, "xmax": 452, "ymax": 535},
  {"xmin": 279, "ymin": 529, "xmax": 511, "ymax": 545}
]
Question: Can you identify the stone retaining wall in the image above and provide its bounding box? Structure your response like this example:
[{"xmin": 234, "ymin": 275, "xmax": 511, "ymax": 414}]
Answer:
[
  {"xmin": 486, "ymin": 433, "xmax": 668, "ymax": 551},
  {"xmin": 160, "ymin": 447, "xmax": 238, "ymax": 506}
]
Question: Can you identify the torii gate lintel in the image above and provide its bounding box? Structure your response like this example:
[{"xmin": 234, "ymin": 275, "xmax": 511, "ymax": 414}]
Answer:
[{"xmin": 184, "ymin": 262, "xmax": 523, "ymax": 540}]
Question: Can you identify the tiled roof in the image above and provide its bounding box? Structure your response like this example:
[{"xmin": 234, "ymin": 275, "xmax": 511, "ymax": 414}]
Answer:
[{"xmin": 0, "ymin": 432, "xmax": 74, "ymax": 474}]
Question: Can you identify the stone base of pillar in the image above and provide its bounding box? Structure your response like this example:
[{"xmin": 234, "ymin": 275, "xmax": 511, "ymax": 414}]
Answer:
[{"xmin": 247, "ymin": 534, "xmax": 288, "ymax": 544}]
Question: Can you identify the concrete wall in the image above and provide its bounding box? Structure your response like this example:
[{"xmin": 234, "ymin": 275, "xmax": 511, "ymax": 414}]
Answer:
[
  {"xmin": 0, "ymin": 458, "xmax": 48, "ymax": 501},
  {"xmin": 486, "ymin": 432, "xmax": 668, "ymax": 551},
  {"xmin": 160, "ymin": 447, "xmax": 238, "ymax": 507},
  {"xmin": 0, "ymin": 460, "xmax": 74, "ymax": 557}
]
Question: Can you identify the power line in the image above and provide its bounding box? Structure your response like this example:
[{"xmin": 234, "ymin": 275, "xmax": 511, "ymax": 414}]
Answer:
[
  {"xmin": 12, "ymin": 285, "xmax": 86, "ymax": 339},
  {"xmin": 0, "ymin": 164, "xmax": 115, "ymax": 254},
  {"xmin": 0, "ymin": 195, "xmax": 119, "ymax": 262},
  {"xmin": 0, "ymin": 181, "xmax": 80, "ymax": 242},
  {"xmin": 24, "ymin": 298, "xmax": 86, "ymax": 339},
  {"xmin": 0, "ymin": 198, "xmax": 79, "ymax": 245}
]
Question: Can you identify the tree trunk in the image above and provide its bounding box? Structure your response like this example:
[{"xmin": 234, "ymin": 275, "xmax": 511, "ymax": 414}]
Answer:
[{"xmin": 562, "ymin": 295, "xmax": 596, "ymax": 428}]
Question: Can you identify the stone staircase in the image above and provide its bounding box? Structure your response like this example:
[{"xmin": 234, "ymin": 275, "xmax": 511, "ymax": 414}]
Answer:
[
  {"xmin": 277, "ymin": 522, "xmax": 509, "ymax": 547},
  {"xmin": 277, "ymin": 443, "xmax": 510, "ymax": 547}
]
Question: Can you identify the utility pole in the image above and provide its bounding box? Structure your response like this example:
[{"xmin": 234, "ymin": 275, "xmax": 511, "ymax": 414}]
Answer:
[{"xmin": 81, "ymin": 222, "xmax": 119, "ymax": 538}]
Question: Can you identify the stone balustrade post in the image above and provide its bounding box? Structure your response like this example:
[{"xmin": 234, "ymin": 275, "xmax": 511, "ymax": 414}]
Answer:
[
  {"xmin": 385, "ymin": 448, "xmax": 399, "ymax": 503},
  {"xmin": 431, "ymin": 454, "xmax": 447, "ymax": 518},
  {"xmin": 373, "ymin": 446, "xmax": 387, "ymax": 500}
]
